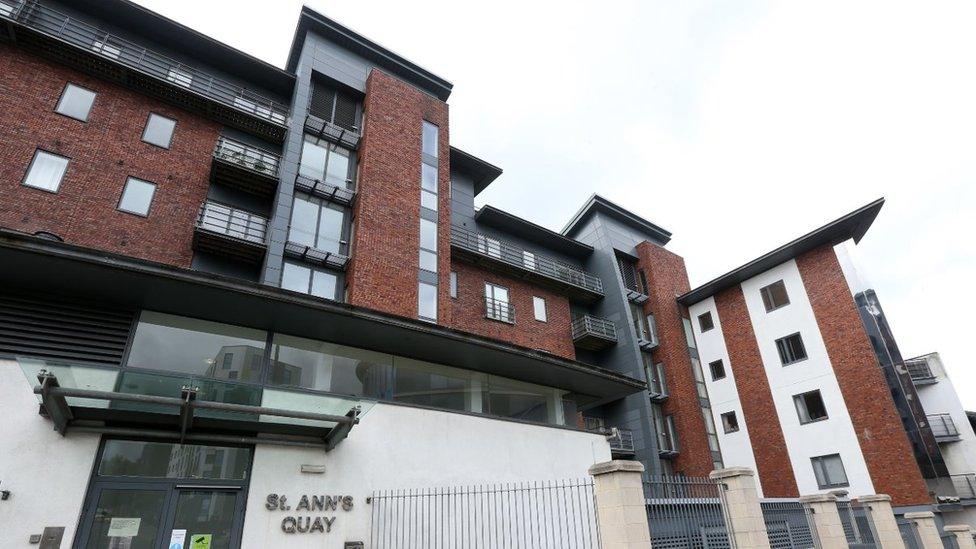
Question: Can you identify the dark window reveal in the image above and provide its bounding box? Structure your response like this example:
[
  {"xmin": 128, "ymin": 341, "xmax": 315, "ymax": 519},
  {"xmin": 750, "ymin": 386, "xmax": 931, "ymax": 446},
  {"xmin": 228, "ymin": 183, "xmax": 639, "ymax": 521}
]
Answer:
[
  {"xmin": 698, "ymin": 312, "xmax": 714, "ymax": 332},
  {"xmin": 721, "ymin": 411, "xmax": 739, "ymax": 433},
  {"xmin": 776, "ymin": 333, "xmax": 807, "ymax": 365},
  {"xmin": 794, "ymin": 390, "xmax": 828, "ymax": 424},
  {"xmin": 760, "ymin": 280, "xmax": 791, "ymax": 312},
  {"xmin": 709, "ymin": 360, "xmax": 727, "ymax": 381}
]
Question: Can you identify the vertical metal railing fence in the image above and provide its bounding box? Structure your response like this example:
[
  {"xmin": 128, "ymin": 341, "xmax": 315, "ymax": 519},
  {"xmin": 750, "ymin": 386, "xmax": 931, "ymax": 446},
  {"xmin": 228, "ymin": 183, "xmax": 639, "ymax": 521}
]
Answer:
[
  {"xmin": 836, "ymin": 498, "xmax": 878, "ymax": 548},
  {"xmin": 368, "ymin": 479, "xmax": 601, "ymax": 549},
  {"xmin": 899, "ymin": 520, "xmax": 923, "ymax": 549},
  {"xmin": 760, "ymin": 499, "xmax": 818, "ymax": 549},
  {"xmin": 644, "ymin": 475, "xmax": 735, "ymax": 548}
]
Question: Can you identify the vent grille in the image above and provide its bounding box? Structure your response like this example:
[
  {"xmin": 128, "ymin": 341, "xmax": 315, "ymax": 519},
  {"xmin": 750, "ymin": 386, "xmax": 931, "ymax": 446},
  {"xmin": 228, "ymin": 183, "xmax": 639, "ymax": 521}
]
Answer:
[
  {"xmin": 333, "ymin": 91, "xmax": 358, "ymax": 130},
  {"xmin": 309, "ymin": 81, "xmax": 336, "ymax": 121},
  {"xmin": 0, "ymin": 291, "xmax": 135, "ymax": 365},
  {"xmin": 309, "ymin": 80, "xmax": 359, "ymax": 132}
]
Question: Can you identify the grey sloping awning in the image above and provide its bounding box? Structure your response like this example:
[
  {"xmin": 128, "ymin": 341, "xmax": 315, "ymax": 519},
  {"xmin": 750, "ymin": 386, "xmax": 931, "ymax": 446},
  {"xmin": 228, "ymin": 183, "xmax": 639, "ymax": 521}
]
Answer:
[{"xmin": 0, "ymin": 230, "xmax": 645, "ymax": 402}]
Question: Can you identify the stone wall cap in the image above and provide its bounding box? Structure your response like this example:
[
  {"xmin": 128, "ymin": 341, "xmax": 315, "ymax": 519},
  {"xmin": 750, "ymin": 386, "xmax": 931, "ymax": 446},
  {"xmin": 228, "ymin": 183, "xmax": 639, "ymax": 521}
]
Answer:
[
  {"xmin": 588, "ymin": 460, "xmax": 645, "ymax": 476},
  {"xmin": 800, "ymin": 493, "xmax": 838, "ymax": 504},
  {"xmin": 945, "ymin": 525, "xmax": 973, "ymax": 533},
  {"xmin": 856, "ymin": 494, "xmax": 892, "ymax": 503},
  {"xmin": 904, "ymin": 511, "xmax": 936, "ymax": 519},
  {"xmin": 709, "ymin": 467, "xmax": 755, "ymax": 480}
]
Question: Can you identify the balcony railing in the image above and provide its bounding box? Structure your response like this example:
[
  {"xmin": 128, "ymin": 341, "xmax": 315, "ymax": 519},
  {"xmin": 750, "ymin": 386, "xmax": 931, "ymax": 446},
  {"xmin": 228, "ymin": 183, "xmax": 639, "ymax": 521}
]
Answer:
[
  {"xmin": 213, "ymin": 136, "xmax": 280, "ymax": 179},
  {"xmin": 929, "ymin": 414, "xmax": 961, "ymax": 440},
  {"xmin": 304, "ymin": 112, "xmax": 361, "ymax": 150},
  {"xmin": 1, "ymin": 1, "xmax": 289, "ymax": 138},
  {"xmin": 951, "ymin": 474, "xmax": 976, "ymax": 500},
  {"xmin": 485, "ymin": 297, "xmax": 515, "ymax": 324},
  {"xmin": 294, "ymin": 174, "xmax": 356, "ymax": 206},
  {"xmin": 451, "ymin": 226, "xmax": 603, "ymax": 299},
  {"xmin": 571, "ymin": 315, "xmax": 617, "ymax": 350},
  {"xmin": 905, "ymin": 358, "xmax": 937, "ymax": 384},
  {"xmin": 608, "ymin": 428, "xmax": 635, "ymax": 456},
  {"xmin": 196, "ymin": 201, "xmax": 267, "ymax": 245}
]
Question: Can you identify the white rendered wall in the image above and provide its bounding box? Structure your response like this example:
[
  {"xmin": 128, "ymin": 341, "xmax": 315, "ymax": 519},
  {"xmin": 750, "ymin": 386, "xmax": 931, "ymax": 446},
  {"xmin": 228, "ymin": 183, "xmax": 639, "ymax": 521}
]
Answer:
[
  {"xmin": 0, "ymin": 359, "xmax": 101, "ymax": 547},
  {"xmin": 687, "ymin": 297, "xmax": 763, "ymax": 496},
  {"xmin": 241, "ymin": 402, "xmax": 611, "ymax": 548},
  {"xmin": 914, "ymin": 353, "xmax": 976, "ymax": 476},
  {"xmin": 739, "ymin": 258, "xmax": 875, "ymax": 498}
]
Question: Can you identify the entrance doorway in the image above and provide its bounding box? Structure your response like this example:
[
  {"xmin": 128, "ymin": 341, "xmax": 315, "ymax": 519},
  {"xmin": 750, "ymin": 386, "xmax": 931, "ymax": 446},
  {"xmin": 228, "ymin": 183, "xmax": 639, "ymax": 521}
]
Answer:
[{"xmin": 75, "ymin": 439, "xmax": 251, "ymax": 549}]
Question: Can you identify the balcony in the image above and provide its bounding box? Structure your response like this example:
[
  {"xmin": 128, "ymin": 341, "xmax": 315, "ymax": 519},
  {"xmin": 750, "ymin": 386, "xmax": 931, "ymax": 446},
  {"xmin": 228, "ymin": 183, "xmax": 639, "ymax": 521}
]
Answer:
[
  {"xmin": 929, "ymin": 413, "xmax": 961, "ymax": 441},
  {"xmin": 451, "ymin": 226, "xmax": 604, "ymax": 302},
  {"xmin": 485, "ymin": 297, "xmax": 515, "ymax": 324},
  {"xmin": 582, "ymin": 418, "xmax": 635, "ymax": 457},
  {"xmin": 952, "ymin": 474, "xmax": 976, "ymax": 500},
  {"xmin": 304, "ymin": 112, "xmax": 361, "ymax": 150},
  {"xmin": 0, "ymin": 1, "xmax": 289, "ymax": 142},
  {"xmin": 211, "ymin": 137, "xmax": 281, "ymax": 197},
  {"xmin": 193, "ymin": 201, "xmax": 268, "ymax": 264},
  {"xmin": 905, "ymin": 358, "xmax": 938, "ymax": 385},
  {"xmin": 294, "ymin": 174, "xmax": 356, "ymax": 207},
  {"xmin": 572, "ymin": 315, "xmax": 617, "ymax": 351}
]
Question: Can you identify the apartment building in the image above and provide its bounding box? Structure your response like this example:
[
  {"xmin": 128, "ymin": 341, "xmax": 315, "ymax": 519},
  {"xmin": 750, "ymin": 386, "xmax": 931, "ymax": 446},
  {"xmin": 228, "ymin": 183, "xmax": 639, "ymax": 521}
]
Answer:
[{"xmin": 0, "ymin": 0, "xmax": 971, "ymax": 547}]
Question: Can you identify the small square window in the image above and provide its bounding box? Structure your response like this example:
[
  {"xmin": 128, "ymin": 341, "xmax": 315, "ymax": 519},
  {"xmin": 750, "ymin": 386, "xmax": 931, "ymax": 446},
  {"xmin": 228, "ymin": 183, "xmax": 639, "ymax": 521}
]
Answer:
[
  {"xmin": 449, "ymin": 271, "xmax": 458, "ymax": 298},
  {"xmin": 142, "ymin": 113, "xmax": 176, "ymax": 149},
  {"xmin": 811, "ymin": 454, "xmax": 849, "ymax": 489},
  {"xmin": 117, "ymin": 177, "xmax": 156, "ymax": 216},
  {"xmin": 23, "ymin": 150, "xmax": 69, "ymax": 192},
  {"xmin": 720, "ymin": 411, "xmax": 739, "ymax": 433},
  {"xmin": 709, "ymin": 359, "xmax": 726, "ymax": 381},
  {"xmin": 55, "ymin": 83, "xmax": 96, "ymax": 122},
  {"xmin": 794, "ymin": 390, "xmax": 828, "ymax": 424},
  {"xmin": 533, "ymin": 296, "xmax": 547, "ymax": 322},
  {"xmin": 760, "ymin": 280, "xmax": 791, "ymax": 312},
  {"xmin": 776, "ymin": 333, "xmax": 808, "ymax": 365},
  {"xmin": 698, "ymin": 311, "xmax": 714, "ymax": 332}
]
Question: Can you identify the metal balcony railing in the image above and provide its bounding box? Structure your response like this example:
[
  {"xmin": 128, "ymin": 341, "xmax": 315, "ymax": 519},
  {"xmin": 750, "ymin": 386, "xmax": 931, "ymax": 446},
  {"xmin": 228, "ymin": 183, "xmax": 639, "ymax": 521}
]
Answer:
[
  {"xmin": 658, "ymin": 428, "xmax": 679, "ymax": 456},
  {"xmin": 294, "ymin": 174, "xmax": 356, "ymax": 206},
  {"xmin": 485, "ymin": 297, "xmax": 515, "ymax": 324},
  {"xmin": 1, "ymin": 1, "xmax": 289, "ymax": 127},
  {"xmin": 572, "ymin": 315, "xmax": 617, "ymax": 341},
  {"xmin": 929, "ymin": 414, "xmax": 961, "ymax": 439},
  {"xmin": 451, "ymin": 226, "xmax": 603, "ymax": 296},
  {"xmin": 905, "ymin": 358, "xmax": 937, "ymax": 383},
  {"xmin": 213, "ymin": 136, "xmax": 280, "ymax": 179},
  {"xmin": 608, "ymin": 428, "xmax": 635, "ymax": 455},
  {"xmin": 196, "ymin": 201, "xmax": 267, "ymax": 245},
  {"xmin": 951, "ymin": 474, "xmax": 976, "ymax": 499}
]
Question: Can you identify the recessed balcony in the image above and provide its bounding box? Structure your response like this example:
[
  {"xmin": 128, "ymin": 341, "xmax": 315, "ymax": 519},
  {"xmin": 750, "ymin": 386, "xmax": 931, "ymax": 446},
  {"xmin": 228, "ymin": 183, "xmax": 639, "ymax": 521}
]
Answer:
[
  {"xmin": 451, "ymin": 225, "xmax": 604, "ymax": 302},
  {"xmin": 1, "ymin": 1, "xmax": 289, "ymax": 142},
  {"xmin": 193, "ymin": 201, "xmax": 268, "ymax": 264},
  {"xmin": 929, "ymin": 413, "xmax": 961, "ymax": 442},
  {"xmin": 905, "ymin": 358, "xmax": 938, "ymax": 385},
  {"xmin": 211, "ymin": 136, "xmax": 281, "ymax": 198},
  {"xmin": 571, "ymin": 315, "xmax": 617, "ymax": 351}
]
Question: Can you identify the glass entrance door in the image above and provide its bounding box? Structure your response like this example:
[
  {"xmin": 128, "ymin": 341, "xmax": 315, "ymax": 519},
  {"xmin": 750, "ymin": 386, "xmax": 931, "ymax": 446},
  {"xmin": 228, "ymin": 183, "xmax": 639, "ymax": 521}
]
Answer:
[
  {"xmin": 165, "ymin": 488, "xmax": 242, "ymax": 549},
  {"xmin": 81, "ymin": 484, "xmax": 170, "ymax": 549}
]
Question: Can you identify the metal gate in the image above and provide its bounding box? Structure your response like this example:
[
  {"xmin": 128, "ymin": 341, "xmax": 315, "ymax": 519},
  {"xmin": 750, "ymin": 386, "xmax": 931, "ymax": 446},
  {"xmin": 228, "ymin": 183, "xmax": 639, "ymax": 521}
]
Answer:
[
  {"xmin": 760, "ymin": 500, "xmax": 818, "ymax": 549},
  {"xmin": 836, "ymin": 499, "xmax": 878, "ymax": 548},
  {"xmin": 899, "ymin": 520, "xmax": 922, "ymax": 549},
  {"xmin": 368, "ymin": 479, "xmax": 600, "ymax": 548},
  {"xmin": 644, "ymin": 475, "xmax": 735, "ymax": 548}
]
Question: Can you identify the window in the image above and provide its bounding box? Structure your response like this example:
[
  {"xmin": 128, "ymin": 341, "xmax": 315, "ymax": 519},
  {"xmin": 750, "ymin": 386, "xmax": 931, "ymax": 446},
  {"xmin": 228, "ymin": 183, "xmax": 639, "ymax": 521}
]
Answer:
[
  {"xmin": 142, "ymin": 113, "xmax": 176, "ymax": 149},
  {"xmin": 281, "ymin": 261, "xmax": 338, "ymax": 300},
  {"xmin": 91, "ymin": 39, "xmax": 121, "ymax": 59},
  {"xmin": 309, "ymin": 79, "xmax": 359, "ymax": 131},
  {"xmin": 288, "ymin": 195, "xmax": 345, "ymax": 254},
  {"xmin": 117, "ymin": 177, "xmax": 156, "ymax": 216},
  {"xmin": 418, "ymin": 281, "xmax": 438, "ymax": 321},
  {"xmin": 299, "ymin": 135, "xmax": 352, "ymax": 188},
  {"xmin": 631, "ymin": 303, "xmax": 648, "ymax": 340},
  {"xmin": 698, "ymin": 311, "xmax": 714, "ymax": 332},
  {"xmin": 811, "ymin": 454, "xmax": 849, "ymax": 488},
  {"xmin": 449, "ymin": 271, "xmax": 458, "ymax": 298},
  {"xmin": 269, "ymin": 333, "xmax": 393, "ymax": 394},
  {"xmin": 533, "ymin": 296, "xmax": 547, "ymax": 322},
  {"xmin": 794, "ymin": 390, "xmax": 828, "ymax": 424},
  {"xmin": 522, "ymin": 250, "xmax": 537, "ymax": 270},
  {"xmin": 22, "ymin": 150, "xmax": 69, "ymax": 192},
  {"xmin": 644, "ymin": 357, "xmax": 668, "ymax": 396},
  {"xmin": 422, "ymin": 121, "xmax": 439, "ymax": 157},
  {"xmin": 421, "ymin": 163, "xmax": 438, "ymax": 211},
  {"xmin": 419, "ymin": 218, "xmax": 438, "ymax": 273},
  {"xmin": 645, "ymin": 313, "xmax": 659, "ymax": 346},
  {"xmin": 721, "ymin": 411, "xmax": 739, "ymax": 433},
  {"xmin": 776, "ymin": 333, "xmax": 807, "ymax": 365},
  {"xmin": 98, "ymin": 440, "xmax": 249, "ymax": 480},
  {"xmin": 709, "ymin": 359, "xmax": 726, "ymax": 381},
  {"xmin": 760, "ymin": 280, "xmax": 790, "ymax": 312},
  {"xmin": 166, "ymin": 66, "xmax": 192, "ymax": 88},
  {"xmin": 485, "ymin": 282, "xmax": 512, "ymax": 323},
  {"xmin": 55, "ymin": 83, "xmax": 96, "ymax": 122}
]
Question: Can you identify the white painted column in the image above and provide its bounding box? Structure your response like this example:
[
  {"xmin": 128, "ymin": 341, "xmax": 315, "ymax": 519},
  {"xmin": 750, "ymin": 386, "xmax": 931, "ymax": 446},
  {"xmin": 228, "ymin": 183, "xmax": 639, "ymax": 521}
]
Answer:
[
  {"xmin": 857, "ymin": 494, "xmax": 906, "ymax": 549},
  {"xmin": 904, "ymin": 511, "xmax": 943, "ymax": 549},
  {"xmin": 710, "ymin": 467, "xmax": 771, "ymax": 549},
  {"xmin": 589, "ymin": 460, "xmax": 652, "ymax": 549},
  {"xmin": 945, "ymin": 525, "xmax": 976, "ymax": 549},
  {"xmin": 800, "ymin": 493, "xmax": 847, "ymax": 548}
]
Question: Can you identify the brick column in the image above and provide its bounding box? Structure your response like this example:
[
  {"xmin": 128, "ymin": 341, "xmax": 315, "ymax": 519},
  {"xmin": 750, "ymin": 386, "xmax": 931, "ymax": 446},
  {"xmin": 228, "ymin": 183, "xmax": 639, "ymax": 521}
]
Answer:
[
  {"xmin": 800, "ymin": 493, "xmax": 847, "ymax": 548},
  {"xmin": 945, "ymin": 525, "xmax": 976, "ymax": 549},
  {"xmin": 589, "ymin": 460, "xmax": 651, "ymax": 549},
  {"xmin": 710, "ymin": 467, "xmax": 771, "ymax": 549},
  {"xmin": 857, "ymin": 495, "xmax": 906, "ymax": 549},
  {"xmin": 904, "ymin": 512, "xmax": 942, "ymax": 549}
]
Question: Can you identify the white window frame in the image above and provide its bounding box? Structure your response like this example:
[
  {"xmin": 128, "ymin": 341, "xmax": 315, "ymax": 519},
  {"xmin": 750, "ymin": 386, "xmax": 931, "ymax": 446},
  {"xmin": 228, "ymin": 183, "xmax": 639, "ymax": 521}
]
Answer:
[
  {"xmin": 141, "ymin": 113, "xmax": 177, "ymax": 149},
  {"xmin": 22, "ymin": 150, "xmax": 69, "ymax": 193},
  {"xmin": 55, "ymin": 83, "xmax": 97, "ymax": 122},
  {"xmin": 532, "ymin": 296, "xmax": 547, "ymax": 322},
  {"xmin": 117, "ymin": 177, "xmax": 156, "ymax": 217}
]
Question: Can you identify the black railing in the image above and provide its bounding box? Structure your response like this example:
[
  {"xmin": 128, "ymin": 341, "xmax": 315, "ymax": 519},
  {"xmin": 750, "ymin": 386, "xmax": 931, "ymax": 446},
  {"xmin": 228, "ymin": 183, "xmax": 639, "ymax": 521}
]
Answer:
[
  {"xmin": 213, "ymin": 136, "xmax": 280, "ymax": 178},
  {"xmin": 905, "ymin": 358, "xmax": 936, "ymax": 382},
  {"xmin": 485, "ymin": 297, "xmax": 515, "ymax": 324},
  {"xmin": 608, "ymin": 428, "xmax": 635, "ymax": 455},
  {"xmin": 451, "ymin": 226, "xmax": 603, "ymax": 295},
  {"xmin": 196, "ymin": 201, "xmax": 267, "ymax": 244},
  {"xmin": 929, "ymin": 413, "xmax": 960, "ymax": 439},
  {"xmin": 571, "ymin": 315, "xmax": 616, "ymax": 341},
  {"xmin": 951, "ymin": 474, "xmax": 976, "ymax": 499},
  {"xmin": 2, "ymin": 1, "xmax": 289, "ymax": 125},
  {"xmin": 304, "ymin": 112, "xmax": 361, "ymax": 150}
]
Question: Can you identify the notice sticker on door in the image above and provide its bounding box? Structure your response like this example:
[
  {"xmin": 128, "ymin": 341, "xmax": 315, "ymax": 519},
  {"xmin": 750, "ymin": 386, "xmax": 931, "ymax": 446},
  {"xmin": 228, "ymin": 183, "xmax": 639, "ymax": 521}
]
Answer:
[
  {"xmin": 169, "ymin": 529, "xmax": 187, "ymax": 549},
  {"xmin": 189, "ymin": 534, "xmax": 212, "ymax": 549},
  {"xmin": 107, "ymin": 517, "xmax": 141, "ymax": 537}
]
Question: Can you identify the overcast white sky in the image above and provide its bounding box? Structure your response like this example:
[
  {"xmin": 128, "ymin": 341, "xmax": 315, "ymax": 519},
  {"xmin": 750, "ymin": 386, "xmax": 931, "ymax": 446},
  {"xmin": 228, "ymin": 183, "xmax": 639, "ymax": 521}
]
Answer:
[{"xmin": 136, "ymin": 0, "xmax": 975, "ymax": 407}]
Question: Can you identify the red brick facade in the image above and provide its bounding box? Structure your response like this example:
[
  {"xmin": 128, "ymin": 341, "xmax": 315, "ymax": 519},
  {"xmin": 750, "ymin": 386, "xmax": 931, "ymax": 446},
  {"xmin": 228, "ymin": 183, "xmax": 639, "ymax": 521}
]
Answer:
[
  {"xmin": 714, "ymin": 285, "xmax": 799, "ymax": 497},
  {"xmin": 449, "ymin": 261, "xmax": 576, "ymax": 360},
  {"xmin": 796, "ymin": 245, "xmax": 930, "ymax": 505},
  {"xmin": 636, "ymin": 242, "xmax": 715, "ymax": 477},
  {"xmin": 0, "ymin": 45, "xmax": 220, "ymax": 268},
  {"xmin": 347, "ymin": 70, "xmax": 451, "ymax": 321}
]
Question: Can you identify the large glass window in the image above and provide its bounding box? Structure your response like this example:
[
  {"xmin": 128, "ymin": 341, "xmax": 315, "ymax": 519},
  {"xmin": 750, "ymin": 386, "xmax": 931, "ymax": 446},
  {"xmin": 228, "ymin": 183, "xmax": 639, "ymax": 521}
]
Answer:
[
  {"xmin": 125, "ymin": 311, "xmax": 267, "ymax": 382},
  {"xmin": 288, "ymin": 194, "xmax": 345, "ymax": 254},
  {"xmin": 55, "ymin": 83, "xmax": 96, "ymax": 122},
  {"xmin": 487, "ymin": 376, "xmax": 552, "ymax": 424},
  {"xmin": 419, "ymin": 218, "xmax": 438, "ymax": 273},
  {"xmin": 281, "ymin": 261, "xmax": 338, "ymax": 300},
  {"xmin": 269, "ymin": 334, "xmax": 392, "ymax": 394},
  {"xmin": 299, "ymin": 135, "xmax": 352, "ymax": 188},
  {"xmin": 392, "ymin": 357, "xmax": 483, "ymax": 412},
  {"xmin": 23, "ymin": 150, "xmax": 69, "ymax": 192},
  {"xmin": 812, "ymin": 454, "xmax": 849, "ymax": 488},
  {"xmin": 98, "ymin": 440, "xmax": 250, "ymax": 480}
]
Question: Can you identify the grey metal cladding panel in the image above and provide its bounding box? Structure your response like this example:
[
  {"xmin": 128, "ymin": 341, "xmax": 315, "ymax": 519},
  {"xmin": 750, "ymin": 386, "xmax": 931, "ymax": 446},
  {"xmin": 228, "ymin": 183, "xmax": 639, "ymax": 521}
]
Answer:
[
  {"xmin": 307, "ymin": 33, "xmax": 373, "ymax": 92},
  {"xmin": 191, "ymin": 252, "xmax": 261, "ymax": 283},
  {"xmin": 0, "ymin": 291, "xmax": 135, "ymax": 365},
  {"xmin": 450, "ymin": 171, "xmax": 477, "ymax": 225}
]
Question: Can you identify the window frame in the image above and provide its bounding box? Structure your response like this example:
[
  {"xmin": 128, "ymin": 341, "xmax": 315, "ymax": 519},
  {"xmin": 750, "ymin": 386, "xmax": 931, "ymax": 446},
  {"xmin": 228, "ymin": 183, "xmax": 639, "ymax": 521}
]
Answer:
[
  {"xmin": 698, "ymin": 311, "xmax": 715, "ymax": 332},
  {"xmin": 811, "ymin": 454, "xmax": 849, "ymax": 489},
  {"xmin": 418, "ymin": 281, "xmax": 438, "ymax": 322},
  {"xmin": 532, "ymin": 296, "xmax": 547, "ymax": 322},
  {"xmin": 287, "ymin": 193, "xmax": 347, "ymax": 255},
  {"xmin": 22, "ymin": 149, "xmax": 70, "ymax": 193},
  {"xmin": 298, "ymin": 134, "xmax": 354, "ymax": 189},
  {"xmin": 449, "ymin": 271, "xmax": 458, "ymax": 299},
  {"xmin": 775, "ymin": 332, "xmax": 808, "ymax": 365},
  {"xmin": 280, "ymin": 261, "xmax": 339, "ymax": 301},
  {"xmin": 55, "ymin": 82, "xmax": 97, "ymax": 122},
  {"xmin": 116, "ymin": 177, "xmax": 157, "ymax": 217},
  {"xmin": 760, "ymin": 279, "xmax": 791, "ymax": 312},
  {"xmin": 794, "ymin": 389, "xmax": 829, "ymax": 424},
  {"xmin": 720, "ymin": 411, "xmax": 740, "ymax": 433},
  {"xmin": 141, "ymin": 113, "xmax": 177, "ymax": 149},
  {"xmin": 709, "ymin": 359, "xmax": 727, "ymax": 381}
]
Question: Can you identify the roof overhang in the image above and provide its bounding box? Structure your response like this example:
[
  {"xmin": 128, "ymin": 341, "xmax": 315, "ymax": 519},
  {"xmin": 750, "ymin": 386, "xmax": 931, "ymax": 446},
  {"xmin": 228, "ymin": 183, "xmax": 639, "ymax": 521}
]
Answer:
[
  {"xmin": 562, "ymin": 194, "xmax": 672, "ymax": 245},
  {"xmin": 287, "ymin": 7, "xmax": 453, "ymax": 101},
  {"xmin": 0, "ymin": 231, "xmax": 643, "ymax": 402},
  {"xmin": 678, "ymin": 198, "xmax": 885, "ymax": 306},
  {"xmin": 475, "ymin": 206, "xmax": 593, "ymax": 259},
  {"xmin": 451, "ymin": 147, "xmax": 503, "ymax": 196}
]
